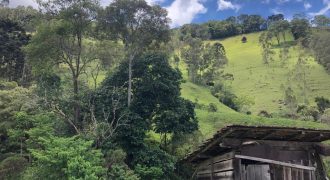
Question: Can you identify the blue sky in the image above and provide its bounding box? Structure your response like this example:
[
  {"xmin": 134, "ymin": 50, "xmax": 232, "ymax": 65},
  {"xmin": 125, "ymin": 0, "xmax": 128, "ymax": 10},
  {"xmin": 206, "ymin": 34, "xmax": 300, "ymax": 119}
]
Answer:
[{"xmin": 8, "ymin": 0, "xmax": 330, "ymax": 27}]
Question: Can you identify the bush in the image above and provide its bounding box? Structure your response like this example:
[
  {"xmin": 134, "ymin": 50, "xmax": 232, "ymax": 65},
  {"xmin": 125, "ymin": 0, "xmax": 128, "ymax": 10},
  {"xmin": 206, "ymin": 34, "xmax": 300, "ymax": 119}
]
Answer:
[
  {"xmin": 315, "ymin": 97, "xmax": 330, "ymax": 113},
  {"xmin": 27, "ymin": 136, "xmax": 106, "ymax": 180},
  {"xmin": 297, "ymin": 105, "xmax": 320, "ymax": 121},
  {"xmin": 241, "ymin": 36, "xmax": 247, "ymax": 43},
  {"xmin": 208, "ymin": 103, "xmax": 218, "ymax": 112},
  {"xmin": 108, "ymin": 165, "xmax": 140, "ymax": 180},
  {"xmin": 211, "ymin": 82, "xmax": 240, "ymax": 111},
  {"xmin": 0, "ymin": 156, "xmax": 28, "ymax": 179},
  {"xmin": 258, "ymin": 110, "xmax": 272, "ymax": 118}
]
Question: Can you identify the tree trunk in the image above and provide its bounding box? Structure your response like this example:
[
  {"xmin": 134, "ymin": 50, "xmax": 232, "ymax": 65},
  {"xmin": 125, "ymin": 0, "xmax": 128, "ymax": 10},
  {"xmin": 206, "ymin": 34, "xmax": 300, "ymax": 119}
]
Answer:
[
  {"xmin": 73, "ymin": 75, "xmax": 80, "ymax": 126},
  {"xmin": 128, "ymin": 54, "xmax": 133, "ymax": 106},
  {"xmin": 276, "ymin": 35, "xmax": 280, "ymax": 45}
]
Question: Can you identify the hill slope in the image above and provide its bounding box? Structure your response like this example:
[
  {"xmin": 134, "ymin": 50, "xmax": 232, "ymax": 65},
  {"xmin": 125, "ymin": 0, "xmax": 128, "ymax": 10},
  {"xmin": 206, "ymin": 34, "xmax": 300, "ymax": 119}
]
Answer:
[
  {"xmin": 219, "ymin": 32, "xmax": 330, "ymax": 114},
  {"xmin": 180, "ymin": 32, "xmax": 330, "ymax": 138}
]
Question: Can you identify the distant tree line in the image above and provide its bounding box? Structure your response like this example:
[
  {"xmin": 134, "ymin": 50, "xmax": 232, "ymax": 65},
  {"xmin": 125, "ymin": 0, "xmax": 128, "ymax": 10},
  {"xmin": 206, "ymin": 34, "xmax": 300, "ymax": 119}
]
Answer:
[
  {"xmin": 179, "ymin": 14, "xmax": 330, "ymax": 41},
  {"xmin": 179, "ymin": 14, "xmax": 267, "ymax": 40}
]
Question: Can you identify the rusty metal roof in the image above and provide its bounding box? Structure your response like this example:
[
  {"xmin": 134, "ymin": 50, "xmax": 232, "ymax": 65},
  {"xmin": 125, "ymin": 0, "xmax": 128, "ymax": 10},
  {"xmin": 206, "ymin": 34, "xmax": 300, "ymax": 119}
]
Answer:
[{"xmin": 183, "ymin": 125, "xmax": 330, "ymax": 164}]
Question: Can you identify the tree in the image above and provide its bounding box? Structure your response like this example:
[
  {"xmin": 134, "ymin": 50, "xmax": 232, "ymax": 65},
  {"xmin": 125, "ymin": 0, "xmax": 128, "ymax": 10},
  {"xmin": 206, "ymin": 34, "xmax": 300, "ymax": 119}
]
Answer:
[
  {"xmin": 237, "ymin": 14, "xmax": 265, "ymax": 33},
  {"xmin": 241, "ymin": 36, "xmax": 247, "ymax": 43},
  {"xmin": 291, "ymin": 15, "xmax": 310, "ymax": 40},
  {"xmin": 182, "ymin": 38, "xmax": 227, "ymax": 84},
  {"xmin": 181, "ymin": 38, "xmax": 203, "ymax": 83},
  {"xmin": 312, "ymin": 15, "xmax": 330, "ymax": 28},
  {"xmin": 267, "ymin": 14, "xmax": 284, "ymax": 28},
  {"xmin": 0, "ymin": 19, "xmax": 30, "ymax": 83},
  {"xmin": 259, "ymin": 31, "xmax": 275, "ymax": 64},
  {"xmin": 292, "ymin": 55, "xmax": 310, "ymax": 104},
  {"xmin": 309, "ymin": 30, "xmax": 330, "ymax": 72},
  {"xmin": 279, "ymin": 44, "xmax": 290, "ymax": 66},
  {"xmin": 98, "ymin": 0, "xmax": 170, "ymax": 106},
  {"xmin": 284, "ymin": 87, "xmax": 297, "ymax": 115},
  {"xmin": 315, "ymin": 97, "xmax": 330, "ymax": 113},
  {"xmin": 0, "ymin": 5, "xmax": 39, "ymax": 32},
  {"xmin": 95, "ymin": 53, "xmax": 198, "ymax": 172},
  {"xmin": 268, "ymin": 20, "xmax": 290, "ymax": 44},
  {"xmin": 26, "ymin": 0, "xmax": 99, "ymax": 133}
]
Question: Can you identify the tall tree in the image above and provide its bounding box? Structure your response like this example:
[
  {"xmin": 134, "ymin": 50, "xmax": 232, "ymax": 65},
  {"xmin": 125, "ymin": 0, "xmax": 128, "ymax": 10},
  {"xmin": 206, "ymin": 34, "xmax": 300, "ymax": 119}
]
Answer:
[
  {"xmin": 268, "ymin": 20, "xmax": 290, "ymax": 44},
  {"xmin": 94, "ymin": 53, "xmax": 198, "ymax": 175},
  {"xmin": 259, "ymin": 31, "xmax": 275, "ymax": 65},
  {"xmin": 0, "ymin": 19, "xmax": 30, "ymax": 83},
  {"xmin": 267, "ymin": 14, "xmax": 284, "ymax": 28},
  {"xmin": 181, "ymin": 38, "xmax": 227, "ymax": 84},
  {"xmin": 99, "ymin": 0, "xmax": 170, "ymax": 106},
  {"xmin": 291, "ymin": 15, "xmax": 310, "ymax": 40},
  {"xmin": 0, "ymin": 6, "xmax": 39, "ymax": 32},
  {"xmin": 26, "ymin": 0, "xmax": 99, "ymax": 133},
  {"xmin": 312, "ymin": 15, "xmax": 330, "ymax": 28},
  {"xmin": 309, "ymin": 31, "xmax": 330, "ymax": 72}
]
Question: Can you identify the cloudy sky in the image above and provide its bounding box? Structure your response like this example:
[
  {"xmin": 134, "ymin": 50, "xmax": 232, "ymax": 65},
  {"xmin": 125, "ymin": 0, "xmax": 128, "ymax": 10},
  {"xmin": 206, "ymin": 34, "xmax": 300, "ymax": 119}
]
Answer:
[{"xmin": 8, "ymin": 0, "xmax": 330, "ymax": 27}]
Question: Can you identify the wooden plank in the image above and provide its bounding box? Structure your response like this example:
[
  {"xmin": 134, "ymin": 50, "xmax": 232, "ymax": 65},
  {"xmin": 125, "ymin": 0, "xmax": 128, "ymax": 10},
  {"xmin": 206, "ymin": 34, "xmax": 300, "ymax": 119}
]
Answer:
[
  {"xmin": 214, "ymin": 170, "xmax": 234, "ymax": 180},
  {"xmin": 233, "ymin": 158, "xmax": 241, "ymax": 180},
  {"xmin": 197, "ymin": 152, "xmax": 234, "ymax": 170},
  {"xmin": 212, "ymin": 152, "xmax": 235, "ymax": 163},
  {"xmin": 213, "ymin": 159, "xmax": 234, "ymax": 172},
  {"xmin": 235, "ymin": 155, "xmax": 316, "ymax": 171}
]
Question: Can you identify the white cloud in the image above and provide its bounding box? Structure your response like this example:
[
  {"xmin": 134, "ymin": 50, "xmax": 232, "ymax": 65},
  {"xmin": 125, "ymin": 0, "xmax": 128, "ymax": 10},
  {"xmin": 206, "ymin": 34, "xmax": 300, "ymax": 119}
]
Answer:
[
  {"xmin": 217, "ymin": 0, "xmax": 241, "ymax": 12},
  {"xmin": 276, "ymin": 0, "xmax": 290, "ymax": 4},
  {"xmin": 309, "ymin": 0, "xmax": 330, "ymax": 16},
  {"xmin": 262, "ymin": 0, "xmax": 271, "ymax": 4},
  {"xmin": 166, "ymin": 0, "xmax": 207, "ymax": 27},
  {"xmin": 304, "ymin": 2, "xmax": 311, "ymax": 10},
  {"xmin": 9, "ymin": 0, "xmax": 38, "ymax": 8},
  {"xmin": 270, "ymin": 8, "xmax": 283, "ymax": 14}
]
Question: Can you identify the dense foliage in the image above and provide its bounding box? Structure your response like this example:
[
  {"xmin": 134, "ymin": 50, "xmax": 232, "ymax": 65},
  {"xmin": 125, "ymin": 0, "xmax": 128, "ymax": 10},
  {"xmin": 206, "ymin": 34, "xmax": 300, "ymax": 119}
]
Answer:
[
  {"xmin": 1, "ymin": 0, "xmax": 330, "ymax": 179},
  {"xmin": 0, "ymin": 19, "xmax": 30, "ymax": 83}
]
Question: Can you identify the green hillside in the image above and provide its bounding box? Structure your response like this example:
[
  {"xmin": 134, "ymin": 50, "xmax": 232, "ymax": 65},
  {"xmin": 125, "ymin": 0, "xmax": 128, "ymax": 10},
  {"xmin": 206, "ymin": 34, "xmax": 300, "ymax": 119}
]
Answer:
[
  {"xmin": 219, "ymin": 32, "xmax": 330, "ymax": 113},
  {"xmin": 179, "ymin": 32, "xmax": 330, "ymax": 138}
]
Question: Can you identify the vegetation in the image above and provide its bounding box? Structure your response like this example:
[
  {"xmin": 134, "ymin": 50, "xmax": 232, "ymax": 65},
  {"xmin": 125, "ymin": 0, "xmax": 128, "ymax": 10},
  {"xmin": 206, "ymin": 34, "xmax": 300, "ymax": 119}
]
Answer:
[{"xmin": 1, "ymin": 0, "xmax": 330, "ymax": 179}]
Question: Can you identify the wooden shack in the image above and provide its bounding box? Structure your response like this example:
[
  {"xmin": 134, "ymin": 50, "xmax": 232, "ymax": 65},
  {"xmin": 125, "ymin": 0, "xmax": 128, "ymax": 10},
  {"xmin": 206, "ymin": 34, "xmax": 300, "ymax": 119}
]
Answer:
[{"xmin": 182, "ymin": 125, "xmax": 330, "ymax": 180}]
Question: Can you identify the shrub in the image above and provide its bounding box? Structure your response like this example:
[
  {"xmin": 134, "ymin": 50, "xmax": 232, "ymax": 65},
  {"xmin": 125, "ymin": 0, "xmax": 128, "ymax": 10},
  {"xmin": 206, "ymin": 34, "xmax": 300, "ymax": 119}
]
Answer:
[
  {"xmin": 258, "ymin": 110, "xmax": 272, "ymax": 118},
  {"xmin": 208, "ymin": 103, "xmax": 218, "ymax": 112},
  {"xmin": 0, "ymin": 156, "xmax": 28, "ymax": 179},
  {"xmin": 241, "ymin": 36, "xmax": 247, "ymax": 43}
]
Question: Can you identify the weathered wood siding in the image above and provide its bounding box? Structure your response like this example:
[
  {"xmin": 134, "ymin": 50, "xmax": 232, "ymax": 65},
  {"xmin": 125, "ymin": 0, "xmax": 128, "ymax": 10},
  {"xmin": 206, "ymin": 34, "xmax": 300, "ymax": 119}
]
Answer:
[{"xmin": 196, "ymin": 152, "xmax": 235, "ymax": 180}]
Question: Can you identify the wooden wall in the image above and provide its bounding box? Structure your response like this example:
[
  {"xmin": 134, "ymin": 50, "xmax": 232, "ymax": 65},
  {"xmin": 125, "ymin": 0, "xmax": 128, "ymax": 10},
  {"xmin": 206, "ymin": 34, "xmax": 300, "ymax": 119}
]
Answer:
[
  {"xmin": 196, "ymin": 152, "xmax": 236, "ymax": 180},
  {"xmin": 194, "ymin": 141, "xmax": 322, "ymax": 180}
]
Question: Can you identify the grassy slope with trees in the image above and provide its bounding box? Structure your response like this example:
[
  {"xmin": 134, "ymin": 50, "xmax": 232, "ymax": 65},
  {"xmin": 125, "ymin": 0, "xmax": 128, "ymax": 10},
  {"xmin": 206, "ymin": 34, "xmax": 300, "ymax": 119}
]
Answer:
[
  {"xmin": 2, "ymin": 0, "xmax": 330, "ymax": 179},
  {"xmin": 179, "ymin": 31, "xmax": 330, "ymax": 138}
]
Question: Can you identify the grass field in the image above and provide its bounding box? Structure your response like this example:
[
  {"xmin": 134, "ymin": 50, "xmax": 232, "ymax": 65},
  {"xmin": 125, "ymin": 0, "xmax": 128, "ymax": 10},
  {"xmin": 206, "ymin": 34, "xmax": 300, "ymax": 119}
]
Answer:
[
  {"xmin": 179, "ymin": 32, "xmax": 330, "ymax": 138},
  {"xmin": 181, "ymin": 81, "xmax": 330, "ymax": 138},
  {"xmin": 218, "ymin": 32, "xmax": 330, "ymax": 114}
]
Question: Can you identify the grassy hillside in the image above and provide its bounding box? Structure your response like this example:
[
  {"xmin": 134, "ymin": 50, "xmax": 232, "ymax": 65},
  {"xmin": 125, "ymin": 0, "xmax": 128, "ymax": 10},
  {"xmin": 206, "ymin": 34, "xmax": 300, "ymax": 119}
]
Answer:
[
  {"xmin": 181, "ymin": 81, "xmax": 330, "ymax": 138},
  {"xmin": 180, "ymin": 32, "xmax": 330, "ymax": 138},
  {"xmin": 218, "ymin": 32, "xmax": 330, "ymax": 114}
]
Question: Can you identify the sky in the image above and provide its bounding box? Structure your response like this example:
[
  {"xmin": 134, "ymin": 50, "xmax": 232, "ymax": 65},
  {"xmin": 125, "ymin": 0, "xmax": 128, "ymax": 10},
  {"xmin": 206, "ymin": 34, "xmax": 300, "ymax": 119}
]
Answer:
[{"xmin": 8, "ymin": 0, "xmax": 330, "ymax": 27}]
